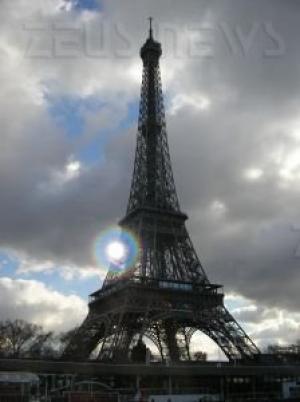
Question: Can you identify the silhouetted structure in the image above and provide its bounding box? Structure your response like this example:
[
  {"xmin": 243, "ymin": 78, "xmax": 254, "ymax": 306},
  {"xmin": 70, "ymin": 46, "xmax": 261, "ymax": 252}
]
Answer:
[
  {"xmin": 267, "ymin": 344, "xmax": 300, "ymax": 363},
  {"xmin": 63, "ymin": 21, "xmax": 260, "ymax": 363}
]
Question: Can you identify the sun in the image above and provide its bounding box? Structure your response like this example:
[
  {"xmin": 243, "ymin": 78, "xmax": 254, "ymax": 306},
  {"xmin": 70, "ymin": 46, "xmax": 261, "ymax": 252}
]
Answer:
[{"xmin": 106, "ymin": 241, "xmax": 126, "ymax": 263}]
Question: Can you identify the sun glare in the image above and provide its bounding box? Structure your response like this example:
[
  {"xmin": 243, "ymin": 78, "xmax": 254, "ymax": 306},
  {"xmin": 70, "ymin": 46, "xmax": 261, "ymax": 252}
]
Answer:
[{"xmin": 106, "ymin": 241, "xmax": 126, "ymax": 262}]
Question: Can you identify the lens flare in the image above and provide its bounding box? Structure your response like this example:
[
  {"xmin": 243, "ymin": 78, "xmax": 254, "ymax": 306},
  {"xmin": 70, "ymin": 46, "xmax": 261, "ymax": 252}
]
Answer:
[
  {"xmin": 106, "ymin": 241, "xmax": 126, "ymax": 263},
  {"xmin": 94, "ymin": 226, "xmax": 140, "ymax": 278}
]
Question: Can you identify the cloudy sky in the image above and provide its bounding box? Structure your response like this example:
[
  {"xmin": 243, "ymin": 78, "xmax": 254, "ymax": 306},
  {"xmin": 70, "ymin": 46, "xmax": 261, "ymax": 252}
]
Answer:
[{"xmin": 0, "ymin": 0, "xmax": 299, "ymax": 358}]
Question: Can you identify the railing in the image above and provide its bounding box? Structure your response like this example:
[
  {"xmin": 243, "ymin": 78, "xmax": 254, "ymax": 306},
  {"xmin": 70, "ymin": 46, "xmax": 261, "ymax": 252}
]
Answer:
[
  {"xmin": 63, "ymin": 392, "xmax": 119, "ymax": 402},
  {"xmin": 0, "ymin": 395, "xmax": 29, "ymax": 402},
  {"xmin": 89, "ymin": 276, "xmax": 223, "ymax": 303}
]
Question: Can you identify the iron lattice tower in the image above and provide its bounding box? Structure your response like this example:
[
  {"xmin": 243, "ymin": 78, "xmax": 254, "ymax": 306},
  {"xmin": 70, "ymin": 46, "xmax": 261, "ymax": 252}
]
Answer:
[{"xmin": 63, "ymin": 21, "xmax": 260, "ymax": 362}]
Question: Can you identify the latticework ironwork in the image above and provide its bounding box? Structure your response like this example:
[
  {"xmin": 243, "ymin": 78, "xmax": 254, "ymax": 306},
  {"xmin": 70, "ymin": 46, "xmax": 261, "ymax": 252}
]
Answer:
[
  {"xmin": 62, "ymin": 22, "xmax": 260, "ymax": 363},
  {"xmin": 126, "ymin": 29, "xmax": 179, "ymax": 214}
]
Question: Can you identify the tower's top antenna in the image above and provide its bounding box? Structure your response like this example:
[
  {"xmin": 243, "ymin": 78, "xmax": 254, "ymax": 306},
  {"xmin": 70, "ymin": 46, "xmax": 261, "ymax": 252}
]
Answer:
[
  {"xmin": 140, "ymin": 16, "xmax": 161, "ymax": 60},
  {"xmin": 148, "ymin": 16, "xmax": 153, "ymax": 39}
]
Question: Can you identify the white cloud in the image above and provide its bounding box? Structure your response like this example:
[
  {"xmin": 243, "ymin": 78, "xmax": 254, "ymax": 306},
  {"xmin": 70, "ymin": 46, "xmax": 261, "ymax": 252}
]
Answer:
[
  {"xmin": 209, "ymin": 200, "xmax": 227, "ymax": 217},
  {"xmin": 0, "ymin": 277, "xmax": 87, "ymax": 331},
  {"xmin": 15, "ymin": 253, "xmax": 104, "ymax": 281},
  {"xmin": 169, "ymin": 92, "xmax": 211, "ymax": 115},
  {"xmin": 225, "ymin": 293, "xmax": 300, "ymax": 349},
  {"xmin": 36, "ymin": 158, "xmax": 84, "ymax": 196},
  {"xmin": 278, "ymin": 149, "xmax": 300, "ymax": 182},
  {"xmin": 244, "ymin": 168, "xmax": 263, "ymax": 180}
]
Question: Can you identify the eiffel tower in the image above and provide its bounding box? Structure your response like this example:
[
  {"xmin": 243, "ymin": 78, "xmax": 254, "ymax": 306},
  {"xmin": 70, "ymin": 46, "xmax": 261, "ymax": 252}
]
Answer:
[{"xmin": 63, "ymin": 20, "xmax": 260, "ymax": 362}]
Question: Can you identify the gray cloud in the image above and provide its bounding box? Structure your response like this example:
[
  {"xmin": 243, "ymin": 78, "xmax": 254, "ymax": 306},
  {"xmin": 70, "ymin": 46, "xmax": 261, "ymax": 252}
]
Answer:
[{"xmin": 0, "ymin": 0, "xmax": 299, "ymax": 344}]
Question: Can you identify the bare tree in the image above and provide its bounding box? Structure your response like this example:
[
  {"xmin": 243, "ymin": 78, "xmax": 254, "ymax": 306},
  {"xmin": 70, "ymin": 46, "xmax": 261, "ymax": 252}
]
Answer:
[
  {"xmin": 0, "ymin": 319, "xmax": 54, "ymax": 358},
  {"xmin": 55, "ymin": 326, "xmax": 78, "ymax": 356}
]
